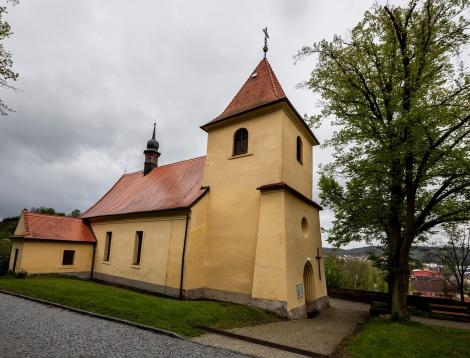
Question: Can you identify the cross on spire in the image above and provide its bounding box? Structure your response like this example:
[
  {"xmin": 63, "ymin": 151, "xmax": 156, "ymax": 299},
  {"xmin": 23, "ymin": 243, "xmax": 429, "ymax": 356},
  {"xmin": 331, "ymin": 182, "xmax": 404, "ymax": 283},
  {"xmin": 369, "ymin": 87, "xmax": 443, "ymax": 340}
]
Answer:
[{"xmin": 262, "ymin": 27, "xmax": 269, "ymax": 59}]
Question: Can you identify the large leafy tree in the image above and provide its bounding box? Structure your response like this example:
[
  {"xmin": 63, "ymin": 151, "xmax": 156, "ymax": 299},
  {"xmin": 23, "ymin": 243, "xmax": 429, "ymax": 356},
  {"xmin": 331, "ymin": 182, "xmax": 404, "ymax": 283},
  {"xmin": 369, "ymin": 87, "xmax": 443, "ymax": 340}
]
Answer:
[
  {"xmin": 0, "ymin": 0, "xmax": 18, "ymax": 115},
  {"xmin": 297, "ymin": 0, "xmax": 470, "ymax": 319}
]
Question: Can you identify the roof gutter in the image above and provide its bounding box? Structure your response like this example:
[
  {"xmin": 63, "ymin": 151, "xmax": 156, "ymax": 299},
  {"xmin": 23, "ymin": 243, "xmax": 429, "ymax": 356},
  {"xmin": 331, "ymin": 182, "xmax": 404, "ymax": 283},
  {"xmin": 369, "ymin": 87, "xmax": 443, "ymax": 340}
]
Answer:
[{"xmin": 200, "ymin": 98, "xmax": 320, "ymax": 146}]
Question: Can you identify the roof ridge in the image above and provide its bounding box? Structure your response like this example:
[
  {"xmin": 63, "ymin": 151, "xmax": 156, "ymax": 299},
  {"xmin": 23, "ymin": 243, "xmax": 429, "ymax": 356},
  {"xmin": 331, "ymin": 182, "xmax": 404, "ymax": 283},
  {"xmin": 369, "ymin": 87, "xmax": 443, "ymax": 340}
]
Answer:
[
  {"xmin": 264, "ymin": 59, "xmax": 279, "ymax": 97},
  {"xmin": 158, "ymin": 155, "xmax": 206, "ymax": 168},
  {"xmin": 123, "ymin": 156, "xmax": 207, "ymax": 177},
  {"xmin": 27, "ymin": 212, "xmax": 84, "ymax": 221}
]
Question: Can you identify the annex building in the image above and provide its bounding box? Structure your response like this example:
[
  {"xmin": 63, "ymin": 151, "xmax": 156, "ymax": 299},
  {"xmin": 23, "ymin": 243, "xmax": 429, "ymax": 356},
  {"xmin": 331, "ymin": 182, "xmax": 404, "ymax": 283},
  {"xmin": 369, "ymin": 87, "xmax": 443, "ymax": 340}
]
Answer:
[{"xmin": 9, "ymin": 56, "xmax": 328, "ymax": 318}]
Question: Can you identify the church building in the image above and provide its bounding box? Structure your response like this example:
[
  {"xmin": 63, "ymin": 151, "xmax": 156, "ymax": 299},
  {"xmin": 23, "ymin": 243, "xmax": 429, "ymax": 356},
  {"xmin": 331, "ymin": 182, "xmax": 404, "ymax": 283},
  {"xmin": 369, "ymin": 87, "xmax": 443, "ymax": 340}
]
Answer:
[{"xmin": 9, "ymin": 50, "xmax": 328, "ymax": 318}]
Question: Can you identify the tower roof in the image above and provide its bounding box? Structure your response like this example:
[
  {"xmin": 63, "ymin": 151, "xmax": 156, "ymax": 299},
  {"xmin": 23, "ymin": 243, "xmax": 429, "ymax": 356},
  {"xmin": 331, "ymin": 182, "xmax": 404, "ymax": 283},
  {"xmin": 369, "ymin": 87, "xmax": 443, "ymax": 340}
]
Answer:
[
  {"xmin": 201, "ymin": 58, "xmax": 319, "ymax": 145},
  {"xmin": 210, "ymin": 59, "xmax": 286, "ymax": 124}
]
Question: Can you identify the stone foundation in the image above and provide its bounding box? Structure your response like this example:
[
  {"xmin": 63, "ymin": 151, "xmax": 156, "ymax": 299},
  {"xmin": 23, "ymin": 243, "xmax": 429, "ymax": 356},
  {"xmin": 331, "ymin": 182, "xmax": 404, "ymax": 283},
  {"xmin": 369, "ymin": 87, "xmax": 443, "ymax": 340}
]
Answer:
[
  {"xmin": 195, "ymin": 288, "xmax": 288, "ymax": 317},
  {"xmin": 307, "ymin": 295, "xmax": 330, "ymax": 312},
  {"xmin": 91, "ymin": 272, "xmax": 329, "ymax": 319},
  {"xmin": 61, "ymin": 271, "xmax": 93, "ymax": 280},
  {"xmin": 92, "ymin": 272, "xmax": 180, "ymax": 297}
]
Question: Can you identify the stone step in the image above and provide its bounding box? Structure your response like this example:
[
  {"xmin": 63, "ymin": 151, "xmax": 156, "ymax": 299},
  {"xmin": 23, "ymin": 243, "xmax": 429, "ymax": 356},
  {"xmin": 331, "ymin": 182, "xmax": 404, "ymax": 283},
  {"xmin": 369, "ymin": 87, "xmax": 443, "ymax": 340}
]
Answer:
[
  {"xmin": 431, "ymin": 309, "xmax": 470, "ymax": 317},
  {"xmin": 429, "ymin": 303, "xmax": 468, "ymax": 312}
]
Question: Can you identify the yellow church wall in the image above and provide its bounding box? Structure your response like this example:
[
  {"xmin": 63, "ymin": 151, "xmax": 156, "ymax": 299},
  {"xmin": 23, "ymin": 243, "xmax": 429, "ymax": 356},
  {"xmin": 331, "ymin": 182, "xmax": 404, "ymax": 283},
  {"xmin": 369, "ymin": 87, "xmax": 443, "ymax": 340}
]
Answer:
[
  {"xmin": 251, "ymin": 190, "xmax": 287, "ymax": 302},
  {"xmin": 182, "ymin": 194, "xmax": 209, "ymax": 291},
  {"xmin": 13, "ymin": 214, "xmax": 26, "ymax": 236},
  {"xmin": 9, "ymin": 239, "xmax": 93, "ymax": 275},
  {"xmin": 202, "ymin": 106, "xmax": 284, "ymax": 295},
  {"xmin": 90, "ymin": 212, "xmax": 187, "ymax": 293},
  {"xmin": 280, "ymin": 105, "xmax": 314, "ymax": 198},
  {"xmin": 284, "ymin": 192, "xmax": 327, "ymax": 311}
]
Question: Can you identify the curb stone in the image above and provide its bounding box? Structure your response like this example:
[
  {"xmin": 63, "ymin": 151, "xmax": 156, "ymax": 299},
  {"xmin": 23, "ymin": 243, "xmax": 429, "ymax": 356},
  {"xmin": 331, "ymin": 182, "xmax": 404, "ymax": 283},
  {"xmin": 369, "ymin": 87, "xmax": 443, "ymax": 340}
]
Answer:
[{"xmin": 0, "ymin": 289, "xmax": 257, "ymax": 357}]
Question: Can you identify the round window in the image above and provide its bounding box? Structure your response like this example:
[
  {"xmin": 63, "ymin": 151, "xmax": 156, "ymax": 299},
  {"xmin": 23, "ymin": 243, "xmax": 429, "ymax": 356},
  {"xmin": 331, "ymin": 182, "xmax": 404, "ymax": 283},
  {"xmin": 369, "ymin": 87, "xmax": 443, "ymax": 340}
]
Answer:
[{"xmin": 301, "ymin": 217, "xmax": 309, "ymax": 238}]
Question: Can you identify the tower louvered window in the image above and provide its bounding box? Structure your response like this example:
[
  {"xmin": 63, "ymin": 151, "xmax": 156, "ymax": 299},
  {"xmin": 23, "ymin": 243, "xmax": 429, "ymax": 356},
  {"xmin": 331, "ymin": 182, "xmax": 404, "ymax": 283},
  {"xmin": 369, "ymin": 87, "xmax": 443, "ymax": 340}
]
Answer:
[{"xmin": 296, "ymin": 136, "xmax": 303, "ymax": 164}]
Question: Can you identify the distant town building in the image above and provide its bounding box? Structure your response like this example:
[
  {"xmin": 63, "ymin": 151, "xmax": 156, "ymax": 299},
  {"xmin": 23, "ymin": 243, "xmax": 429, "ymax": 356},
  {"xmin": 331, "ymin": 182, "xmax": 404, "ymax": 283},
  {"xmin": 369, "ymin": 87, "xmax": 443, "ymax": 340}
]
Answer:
[{"xmin": 411, "ymin": 269, "xmax": 444, "ymax": 297}]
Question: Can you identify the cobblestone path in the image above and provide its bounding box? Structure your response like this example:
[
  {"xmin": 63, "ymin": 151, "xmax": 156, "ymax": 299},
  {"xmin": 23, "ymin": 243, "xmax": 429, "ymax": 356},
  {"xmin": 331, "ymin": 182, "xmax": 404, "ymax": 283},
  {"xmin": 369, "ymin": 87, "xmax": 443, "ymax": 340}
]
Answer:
[{"xmin": 0, "ymin": 293, "xmax": 246, "ymax": 358}]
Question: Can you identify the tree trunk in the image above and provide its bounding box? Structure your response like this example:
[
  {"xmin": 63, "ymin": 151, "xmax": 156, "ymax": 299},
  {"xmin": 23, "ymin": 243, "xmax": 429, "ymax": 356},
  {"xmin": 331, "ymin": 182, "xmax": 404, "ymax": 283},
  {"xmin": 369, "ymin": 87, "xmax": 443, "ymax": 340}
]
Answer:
[
  {"xmin": 390, "ymin": 256, "xmax": 410, "ymax": 320},
  {"xmin": 459, "ymin": 276, "xmax": 465, "ymax": 303}
]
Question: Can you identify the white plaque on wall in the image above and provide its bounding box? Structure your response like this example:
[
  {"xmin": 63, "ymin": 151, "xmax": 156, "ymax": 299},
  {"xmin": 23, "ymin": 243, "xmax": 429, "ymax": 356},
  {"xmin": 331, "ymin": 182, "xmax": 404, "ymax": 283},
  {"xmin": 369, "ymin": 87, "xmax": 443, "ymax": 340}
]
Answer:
[{"xmin": 296, "ymin": 283, "xmax": 304, "ymax": 299}]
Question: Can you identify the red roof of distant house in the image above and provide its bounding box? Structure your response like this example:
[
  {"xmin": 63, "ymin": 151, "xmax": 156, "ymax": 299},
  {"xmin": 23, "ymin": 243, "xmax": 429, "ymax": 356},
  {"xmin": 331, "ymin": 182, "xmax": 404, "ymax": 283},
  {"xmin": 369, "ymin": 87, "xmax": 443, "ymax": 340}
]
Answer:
[
  {"xmin": 81, "ymin": 156, "xmax": 207, "ymax": 219},
  {"xmin": 413, "ymin": 270, "xmax": 441, "ymax": 278},
  {"xmin": 19, "ymin": 211, "xmax": 96, "ymax": 243},
  {"xmin": 201, "ymin": 59, "xmax": 319, "ymax": 145}
]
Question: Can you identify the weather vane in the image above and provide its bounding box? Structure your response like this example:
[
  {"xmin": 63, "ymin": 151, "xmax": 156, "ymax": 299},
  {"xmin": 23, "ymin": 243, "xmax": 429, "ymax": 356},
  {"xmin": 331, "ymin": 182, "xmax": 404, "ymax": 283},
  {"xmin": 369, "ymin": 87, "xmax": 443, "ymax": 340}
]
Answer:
[{"xmin": 263, "ymin": 27, "xmax": 269, "ymax": 59}]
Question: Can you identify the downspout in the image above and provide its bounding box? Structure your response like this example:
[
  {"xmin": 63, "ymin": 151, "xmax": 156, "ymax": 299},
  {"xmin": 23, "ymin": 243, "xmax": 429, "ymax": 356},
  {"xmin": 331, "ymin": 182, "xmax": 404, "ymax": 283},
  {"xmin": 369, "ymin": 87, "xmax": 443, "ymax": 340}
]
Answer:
[
  {"xmin": 87, "ymin": 220, "xmax": 96, "ymax": 280},
  {"xmin": 90, "ymin": 242, "xmax": 96, "ymax": 280},
  {"xmin": 179, "ymin": 209, "xmax": 190, "ymax": 299}
]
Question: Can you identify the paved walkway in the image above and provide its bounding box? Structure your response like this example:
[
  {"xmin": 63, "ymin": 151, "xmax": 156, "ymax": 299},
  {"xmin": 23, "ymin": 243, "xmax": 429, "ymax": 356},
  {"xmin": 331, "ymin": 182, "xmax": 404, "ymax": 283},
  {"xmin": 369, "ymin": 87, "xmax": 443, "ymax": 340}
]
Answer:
[
  {"xmin": 0, "ymin": 293, "xmax": 246, "ymax": 358},
  {"xmin": 411, "ymin": 316, "xmax": 470, "ymax": 331},
  {"xmin": 192, "ymin": 299, "xmax": 370, "ymax": 358}
]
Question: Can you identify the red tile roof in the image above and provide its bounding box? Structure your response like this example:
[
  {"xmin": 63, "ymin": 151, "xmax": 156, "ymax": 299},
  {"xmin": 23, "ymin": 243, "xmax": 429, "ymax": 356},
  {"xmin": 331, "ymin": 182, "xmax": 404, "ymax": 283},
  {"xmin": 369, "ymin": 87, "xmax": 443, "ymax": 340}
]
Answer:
[
  {"xmin": 206, "ymin": 59, "xmax": 286, "ymax": 125},
  {"xmin": 19, "ymin": 210, "xmax": 96, "ymax": 243},
  {"xmin": 201, "ymin": 59, "xmax": 319, "ymax": 145},
  {"xmin": 81, "ymin": 156, "xmax": 207, "ymax": 219}
]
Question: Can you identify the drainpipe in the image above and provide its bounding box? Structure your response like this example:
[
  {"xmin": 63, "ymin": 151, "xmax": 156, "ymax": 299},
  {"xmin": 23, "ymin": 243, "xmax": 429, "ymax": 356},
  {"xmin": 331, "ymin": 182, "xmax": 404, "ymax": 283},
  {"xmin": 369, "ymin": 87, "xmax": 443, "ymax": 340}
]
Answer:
[
  {"xmin": 179, "ymin": 210, "xmax": 190, "ymax": 299},
  {"xmin": 90, "ymin": 242, "xmax": 96, "ymax": 280}
]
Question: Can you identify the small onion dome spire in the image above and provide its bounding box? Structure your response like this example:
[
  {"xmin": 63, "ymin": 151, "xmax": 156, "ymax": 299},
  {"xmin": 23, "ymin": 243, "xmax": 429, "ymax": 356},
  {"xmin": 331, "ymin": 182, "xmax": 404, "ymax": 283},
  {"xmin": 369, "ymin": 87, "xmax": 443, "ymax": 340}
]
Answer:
[
  {"xmin": 147, "ymin": 122, "xmax": 159, "ymax": 150},
  {"xmin": 143, "ymin": 122, "xmax": 161, "ymax": 175}
]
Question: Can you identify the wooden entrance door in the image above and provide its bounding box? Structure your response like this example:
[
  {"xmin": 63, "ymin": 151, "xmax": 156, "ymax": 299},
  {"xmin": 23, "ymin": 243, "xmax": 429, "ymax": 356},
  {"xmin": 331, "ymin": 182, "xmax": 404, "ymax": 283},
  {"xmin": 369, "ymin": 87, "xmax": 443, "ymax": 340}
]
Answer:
[{"xmin": 303, "ymin": 261, "xmax": 315, "ymax": 303}]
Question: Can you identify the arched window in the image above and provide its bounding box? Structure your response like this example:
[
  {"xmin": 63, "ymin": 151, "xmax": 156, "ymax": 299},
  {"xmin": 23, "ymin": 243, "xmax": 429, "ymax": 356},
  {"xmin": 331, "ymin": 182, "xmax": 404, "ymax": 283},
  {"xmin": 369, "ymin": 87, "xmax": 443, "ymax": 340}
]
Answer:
[
  {"xmin": 233, "ymin": 128, "xmax": 248, "ymax": 156},
  {"xmin": 296, "ymin": 136, "xmax": 303, "ymax": 164}
]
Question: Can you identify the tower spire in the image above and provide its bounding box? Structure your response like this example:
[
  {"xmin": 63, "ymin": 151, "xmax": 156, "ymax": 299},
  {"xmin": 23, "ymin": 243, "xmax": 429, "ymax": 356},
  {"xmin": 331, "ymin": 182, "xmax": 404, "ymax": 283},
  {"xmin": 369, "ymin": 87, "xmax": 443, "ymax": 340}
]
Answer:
[
  {"xmin": 143, "ymin": 122, "xmax": 160, "ymax": 175},
  {"xmin": 262, "ymin": 27, "xmax": 269, "ymax": 59}
]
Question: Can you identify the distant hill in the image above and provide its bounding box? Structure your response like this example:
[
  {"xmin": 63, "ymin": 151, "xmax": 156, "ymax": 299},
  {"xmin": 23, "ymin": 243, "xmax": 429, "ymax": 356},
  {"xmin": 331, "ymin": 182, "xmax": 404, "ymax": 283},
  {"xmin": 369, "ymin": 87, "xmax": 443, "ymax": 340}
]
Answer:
[
  {"xmin": 0, "ymin": 216, "xmax": 18, "ymax": 274},
  {"xmin": 324, "ymin": 246, "xmax": 441, "ymax": 264},
  {"xmin": 0, "ymin": 216, "xmax": 19, "ymax": 241}
]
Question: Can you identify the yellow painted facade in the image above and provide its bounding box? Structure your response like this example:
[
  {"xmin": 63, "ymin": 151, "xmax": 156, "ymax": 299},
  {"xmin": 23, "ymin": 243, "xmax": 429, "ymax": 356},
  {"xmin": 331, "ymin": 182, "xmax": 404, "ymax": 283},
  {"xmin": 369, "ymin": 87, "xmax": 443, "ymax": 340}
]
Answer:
[
  {"xmin": 201, "ymin": 106, "xmax": 285, "ymax": 295},
  {"xmin": 200, "ymin": 104, "xmax": 327, "ymax": 316},
  {"xmin": 9, "ymin": 240, "xmax": 94, "ymax": 276},
  {"xmin": 90, "ymin": 212, "xmax": 188, "ymax": 294}
]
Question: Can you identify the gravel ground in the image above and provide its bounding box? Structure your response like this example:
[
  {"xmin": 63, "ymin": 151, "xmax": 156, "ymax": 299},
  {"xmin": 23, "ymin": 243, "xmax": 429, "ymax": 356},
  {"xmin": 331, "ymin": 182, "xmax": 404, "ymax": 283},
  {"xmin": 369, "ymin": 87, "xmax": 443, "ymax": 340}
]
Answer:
[
  {"xmin": 192, "ymin": 299, "xmax": 370, "ymax": 357},
  {"xmin": 0, "ymin": 292, "xmax": 247, "ymax": 358}
]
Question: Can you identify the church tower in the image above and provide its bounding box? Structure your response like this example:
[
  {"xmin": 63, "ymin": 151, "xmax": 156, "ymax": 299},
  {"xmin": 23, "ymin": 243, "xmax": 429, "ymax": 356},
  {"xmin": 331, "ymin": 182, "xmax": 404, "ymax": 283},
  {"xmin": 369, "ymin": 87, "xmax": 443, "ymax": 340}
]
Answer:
[
  {"xmin": 143, "ymin": 123, "xmax": 160, "ymax": 175},
  {"xmin": 197, "ymin": 34, "xmax": 328, "ymax": 318}
]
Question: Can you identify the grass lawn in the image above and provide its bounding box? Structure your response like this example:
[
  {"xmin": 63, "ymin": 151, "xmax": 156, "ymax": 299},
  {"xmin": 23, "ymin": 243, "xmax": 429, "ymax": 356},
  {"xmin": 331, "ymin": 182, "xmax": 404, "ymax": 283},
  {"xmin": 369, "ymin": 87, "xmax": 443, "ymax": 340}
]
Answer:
[
  {"xmin": 0, "ymin": 275, "xmax": 279, "ymax": 336},
  {"xmin": 346, "ymin": 317, "xmax": 470, "ymax": 358}
]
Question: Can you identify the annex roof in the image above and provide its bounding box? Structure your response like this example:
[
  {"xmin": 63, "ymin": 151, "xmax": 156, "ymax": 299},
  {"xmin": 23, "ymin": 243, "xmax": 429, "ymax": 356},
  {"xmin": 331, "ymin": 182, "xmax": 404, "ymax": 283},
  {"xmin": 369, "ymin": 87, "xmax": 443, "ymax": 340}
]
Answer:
[
  {"xmin": 81, "ymin": 156, "xmax": 207, "ymax": 219},
  {"xmin": 16, "ymin": 210, "xmax": 96, "ymax": 243},
  {"xmin": 257, "ymin": 182, "xmax": 323, "ymax": 211}
]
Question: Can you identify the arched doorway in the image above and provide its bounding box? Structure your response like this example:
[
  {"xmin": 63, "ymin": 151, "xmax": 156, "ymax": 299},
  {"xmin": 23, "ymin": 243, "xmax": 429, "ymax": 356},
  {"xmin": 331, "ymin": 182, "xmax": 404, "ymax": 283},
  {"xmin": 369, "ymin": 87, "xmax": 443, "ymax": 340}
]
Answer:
[{"xmin": 303, "ymin": 261, "xmax": 315, "ymax": 304}]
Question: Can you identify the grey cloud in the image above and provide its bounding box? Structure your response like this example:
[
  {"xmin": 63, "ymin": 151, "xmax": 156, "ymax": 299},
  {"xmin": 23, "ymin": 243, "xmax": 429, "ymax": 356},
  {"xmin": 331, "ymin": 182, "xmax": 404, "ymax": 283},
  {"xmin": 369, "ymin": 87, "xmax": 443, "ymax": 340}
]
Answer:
[{"xmin": 0, "ymin": 0, "xmax": 391, "ymax": 247}]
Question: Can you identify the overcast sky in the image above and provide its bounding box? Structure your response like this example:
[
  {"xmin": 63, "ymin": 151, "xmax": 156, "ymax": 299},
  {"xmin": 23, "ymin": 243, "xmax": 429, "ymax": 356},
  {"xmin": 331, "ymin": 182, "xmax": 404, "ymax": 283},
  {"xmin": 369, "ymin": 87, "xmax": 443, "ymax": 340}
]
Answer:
[{"xmin": 0, "ymin": 0, "xmax": 411, "ymax": 247}]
